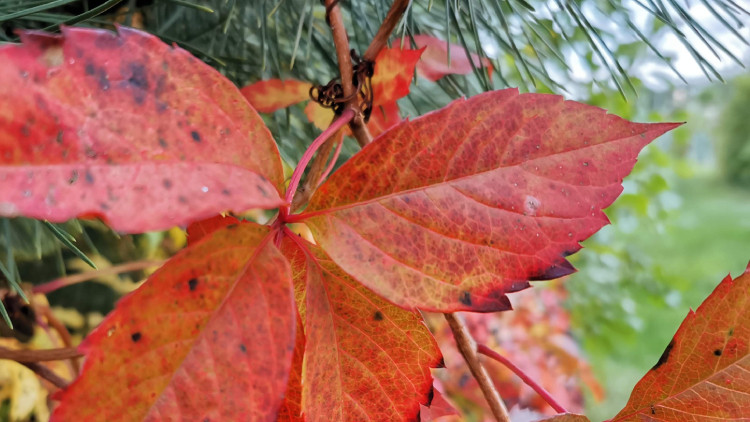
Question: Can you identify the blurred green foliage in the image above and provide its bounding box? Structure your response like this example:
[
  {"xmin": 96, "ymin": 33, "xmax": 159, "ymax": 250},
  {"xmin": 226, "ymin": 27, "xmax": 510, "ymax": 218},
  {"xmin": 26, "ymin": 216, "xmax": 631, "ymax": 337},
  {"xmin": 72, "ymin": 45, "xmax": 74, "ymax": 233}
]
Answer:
[{"xmin": 717, "ymin": 75, "xmax": 750, "ymax": 189}]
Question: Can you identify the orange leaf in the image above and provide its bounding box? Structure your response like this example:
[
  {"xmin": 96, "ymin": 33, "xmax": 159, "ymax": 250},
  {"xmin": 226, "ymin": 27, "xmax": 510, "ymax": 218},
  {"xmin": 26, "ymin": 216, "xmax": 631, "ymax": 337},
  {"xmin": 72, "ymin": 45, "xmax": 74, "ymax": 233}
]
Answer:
[
  {"xmin": 186, "ymin": 214, "xmax": 242, "ymax": 245},
  {"xmin": 611, "ymin": 264, "xmax": 750, "ymax": 421},
  {"xmin": 240, "ymin": 79, "xmax": 312, "ymax": 113},
  {"xmin": 300, "ymin": 89, "xmax": 679, "ymax": 312},
  {"xmin": 281, "ymin": 237, "xmax": 442, "ymax": 421},
  {"xmin": 367, "ymin": 101, "xmax": 402, "ymax": 139},
  {"xmin": 371, "ymin": 47, "xmax": 424, "ymax": 104},
  {"xmin": 0, "ymin": 27, "xmax": 284, "ymax": 233},
  {"xmin": 414, "ymin": 34, "xmax": 494, "ymax": 81},
  {"xmin": 304, "ymin": 101, "xmax": 336, "ymax": 132},
  {"xmin": 277, "ymin": 310, "xmax": 305, "ymax": 422},
  {"xmin": 53, "ymin": 224, "xmax": 296, "ymax": 421}
]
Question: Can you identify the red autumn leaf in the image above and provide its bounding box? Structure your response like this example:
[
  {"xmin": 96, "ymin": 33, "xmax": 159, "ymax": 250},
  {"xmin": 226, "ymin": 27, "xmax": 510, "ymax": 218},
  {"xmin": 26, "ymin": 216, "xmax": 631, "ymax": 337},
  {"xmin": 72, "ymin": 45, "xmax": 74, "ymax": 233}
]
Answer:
[
  {"xmin": 281, "ymin": 236, "xmax": 442, "ymax": 421},
  {"xmin": 54, "ymin": 223, "xmax": 296, "ymax": 421},
  {"xmin": 610, "ymin": 264, "xmax": 750, "ymax": 422},
  {"xmin": 277, "ymin": 311, "xmax": 305, "ymax": 422},
  {"xmin": 240, "ymin": 79, "xmax": 312, "ymax": 113},
  {"xmin": 538, "ymin": 414, "xmax": 591, "ymax": 422},
  {"xmin": 371, "ymin": 47, "xmax": 424, "ymax": 104},
  {"xmin": 0, "ymin": 27, "xmax": 285, "ymax": 233},
  {"xmin": 368, "ymin": 101, "xmax": 402, "ymax": 139},
  {"xmin": 419, "ymin": 381, "xmax": 460, "ymax": 422},
  {"xmin": 186, "ymin": 214, "xmax": 242, "ymax": 245},
  {"xmin": 413, "ymin": 34, "xmax": 494, "ymax": 82},
  {"xmin": 299, "ymin": 89, "xmax": 679, "ymax": 312}
]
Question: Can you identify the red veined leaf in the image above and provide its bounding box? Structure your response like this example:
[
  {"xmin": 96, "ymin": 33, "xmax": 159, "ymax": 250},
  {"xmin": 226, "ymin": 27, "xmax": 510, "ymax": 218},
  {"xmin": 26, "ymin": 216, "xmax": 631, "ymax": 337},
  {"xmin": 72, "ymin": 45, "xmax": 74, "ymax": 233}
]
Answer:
[
  {"xmin": 186, "ymin": 214, "xmax": 242, "ymax": 245},
  {"xmin": 53, "ymin": 223, "xmax": 296, "ymax": 421},
  {"xmin": 277, "ymin": 310, "xmax": 305, "ymax": 422},
  {"xmin": 299, "ymin": 89, "xmax": 680, "ymax": 312},
  {"xmin": 0, "ymin": 27, "xmax": 285, "ymax": 233},
  {"xmin": 610, "ymin": 264, "xmax": 750, "ymax": 421},
  {"xmin": 240, "ymin": 79, "xmax": 312, "ymax": 113},
  {"xmin": 413, "ymin": 34, "xmax": 494, "ymax": 82},
  {"xmin": 371, "ymin": 47, "xmax": 424, "ymax": 104},
  {"xmin": 281, "ymin": 236, "xmax": 442, "ymax": 421},
  {"xmin": 304, "ymin": 100, "xmax": 336, "ymax": 132},
  {"xmin": 419, "ymin": 381, "xmax": 460, "ymax": 422},
  {"xmin": 368, "ymin": 101, "xmax": 402, "ymax": 139}
]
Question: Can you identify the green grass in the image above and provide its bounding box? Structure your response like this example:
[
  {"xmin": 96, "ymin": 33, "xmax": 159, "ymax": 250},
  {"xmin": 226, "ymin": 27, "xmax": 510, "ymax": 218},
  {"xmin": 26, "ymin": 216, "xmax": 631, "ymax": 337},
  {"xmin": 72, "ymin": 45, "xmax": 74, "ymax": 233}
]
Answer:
[{"xmin": 584, "ymin": 175, "xmax": 750, "ymax": 420}]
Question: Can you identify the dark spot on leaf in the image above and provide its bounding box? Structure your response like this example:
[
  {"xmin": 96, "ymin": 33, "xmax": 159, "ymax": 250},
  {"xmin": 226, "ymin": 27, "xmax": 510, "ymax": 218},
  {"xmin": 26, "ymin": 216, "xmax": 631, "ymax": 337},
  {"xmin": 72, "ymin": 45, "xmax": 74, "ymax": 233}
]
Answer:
[
  {"xmin": 188, "ymin": 278, "xmax": 198, "ymax": 291},
  {"xmin": 163, "ymin": 179, "xmax": 173, "ymax": 189},
  {"xmin": 21, "ymin": 124, "xmax": 30, "ymax": 137},
  {"xmin": 403, "ymin": 196, "xmax": 411, "ymax": 204},
  {"xmin": 239, "ymin": 344, "xmax": 247, "ymax": 353},
  {"xmin": 131, "ymin": 332, "xmax": 142, "ymax": 342},
  {"xmin": 651, "ymin": 404, "xmax": 656, "ymax": 415},
  {"xmin": 100, "ymin": 202, "xmax": 109, "ymax": 210},
  {"xmin": 55, "ymin": 131, "xmax": 63, "ymax": 144},
  {"xmin": 178, "ymin": 195, "xmax": 188, "ymax": 204},
  {"xmin": 226, "ymin": 224, "xmax": 238, "ymax": 230},
  {"xmin": 158, "ymin": 138, "xmax": 168, "ymax": 148},
  {"xmin": 714, "ymin": 349, "xmax": 722, "ymax": 356},
  {"xmin": 156, "ymin": 101, "xmax": 168, "ymax": 113},
  {"xmin": 85, "ymin": 64, "xmax": 110, "ymax": 91},
  {"xmin": 191, "ymin": 131, "xmax": 201, "ymax": 143},
  {"xmin": 127, "ymin": 62, "xmax": 149, "ymax": 91},
  {"xmin": 373, "ymin": 311, "xmax": 384, "ymax": 321},
  {"xmin": 256, "ymin": 184, "xmax": 269, "ymax": 197},
  {"xmin": 154, "ymin": 75, "xmax": 166, "ymax": 97},
  {"xmin": 426, "ymin": 386, "xmax": 435, "ymax": 406},
  {"xmin": 68, "ymin": 170, "xmax": 78, "ymax": 184},
  {"xmin": 85, "ymin": 170, "xmax": 95, "ymax": 184},
  {"xmin": 729, "ymin": 327, "xmax": 734, "ymax": 336},
  {"xmin": 652, "ymin": 340, "xmax": 674, "ymax": 370},
  {"xmin": 459, "ymin": 291, "xmax": 472, "ymax": 306},
  {"xmin": 222, "ymin": 189, "xmax": 231, "ymax": 196}
]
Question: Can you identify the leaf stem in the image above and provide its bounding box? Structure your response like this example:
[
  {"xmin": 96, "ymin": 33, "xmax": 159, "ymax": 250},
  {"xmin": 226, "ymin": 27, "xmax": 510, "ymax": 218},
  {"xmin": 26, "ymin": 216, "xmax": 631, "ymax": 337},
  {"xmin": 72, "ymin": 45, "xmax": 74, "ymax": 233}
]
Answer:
[
  {"xmin": 324, "ymin": 0, "xmax": 372, "ymax": 147},
  {"xmin": 444, "ymin": 313, "xmax": 510, "ymax": 422},
  {"xmin": 477, "ymin": 343, "xmax": 568, "ymax": 414},
  {"xmin": 39, "ymin": 306, "xmax": 80, "ymax": 374},
  {"xmin": 317, "ymin": 136, "xmax": 345, "ymax": 189},
  {"xmin": 363, "ymin": 0, "xmax": 411, "ymax": 62},
  {"xmin": 33, "ymin": 260, "xmax": 165, "ymax": 295},
  {"xmin": 0, "ymin": 345, "xmax": 77, "ymax": 388},
  {"xmin": 22, "ymin": 360, "xmax": 70, "ymax": 389},
  {"xmin": 290, "ymin": 129, "xmax": 343, "ymax": 212},
  {"xmin": 284, "ymin": 109, "xmax": 355, "ymax": 216},
  {"xmin": 0, "ymin": 345, "xmax": 82, "ymax": 362}
]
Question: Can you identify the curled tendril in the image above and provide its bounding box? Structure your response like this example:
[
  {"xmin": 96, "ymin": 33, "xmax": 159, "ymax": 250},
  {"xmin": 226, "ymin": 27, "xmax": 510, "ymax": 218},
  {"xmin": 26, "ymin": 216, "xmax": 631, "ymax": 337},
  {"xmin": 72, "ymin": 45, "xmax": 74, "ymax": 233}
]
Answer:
[{"xmin": 310, "ymin": 49, "xmax": 374, "ymax": 122}]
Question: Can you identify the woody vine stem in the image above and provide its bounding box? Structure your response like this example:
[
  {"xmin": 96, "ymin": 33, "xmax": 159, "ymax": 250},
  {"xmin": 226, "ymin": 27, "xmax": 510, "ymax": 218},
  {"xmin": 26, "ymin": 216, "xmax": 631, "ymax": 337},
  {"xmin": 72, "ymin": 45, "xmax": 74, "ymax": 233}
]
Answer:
[{"xmin": 314, "ymin": 1, "xmax": 513, "ymax": 421}]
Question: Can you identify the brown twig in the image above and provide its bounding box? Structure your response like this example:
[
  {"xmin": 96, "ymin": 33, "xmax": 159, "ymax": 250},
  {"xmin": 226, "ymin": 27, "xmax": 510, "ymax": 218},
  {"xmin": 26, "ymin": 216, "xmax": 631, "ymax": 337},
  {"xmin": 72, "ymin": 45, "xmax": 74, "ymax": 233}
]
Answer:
[
  {"xmin": 33, "ymin": 260, "xmax": 164, "ymax": 295},
  {"xmin": 444, "ymin": 313, "xmax": 510, "ymax": 422},
  {"xmin": 40, "ymin": 306, "xmax": 80, "ymax": 374},
  {"xmin": 363, "ymin": 0, "xmax": 411, "ymax": 62},
  {"xmin": 21, "ymin": 361, "xmax": 70, "ymax": 389},
  {"xmin": 477, "ymin": 343, "xmax": 567, "ymax": 414},
  {"xmin": 324, "ymin": 0, "xmax": 372, "ymax": 147},
  {"xmin": 0, "ymin": 345, "xmax": 82, "ymax": 362},
  {"xmin": 295, "ymin": 0, "xmax": 410, "ymax": 210}
]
